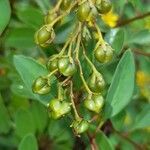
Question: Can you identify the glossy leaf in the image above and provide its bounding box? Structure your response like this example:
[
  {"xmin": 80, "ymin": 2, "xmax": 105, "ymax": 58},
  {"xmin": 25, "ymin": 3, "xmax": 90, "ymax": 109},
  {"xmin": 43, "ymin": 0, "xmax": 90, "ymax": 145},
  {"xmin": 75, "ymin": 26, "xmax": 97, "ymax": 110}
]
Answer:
[
  {"xmin": 105, "ymin": 28, "xmax": 125, "ymax": 54},
  {"xmin": 15, "ymin": 5, "xmax": 43, "ymax": 29},
  {"xmin": 104, "ymin": 50, "xmax": 135, "ymax": 118},
  {"xmin": 13, "ymin": 55, "xmax": 57, "ymax": 106},
  {"xmin": 19, "ymin": 134, "xmax": 38, "ymax": 150},
  {"xmin": 0, "ymin": 0, "xmax": 11, "ymax": 35}
]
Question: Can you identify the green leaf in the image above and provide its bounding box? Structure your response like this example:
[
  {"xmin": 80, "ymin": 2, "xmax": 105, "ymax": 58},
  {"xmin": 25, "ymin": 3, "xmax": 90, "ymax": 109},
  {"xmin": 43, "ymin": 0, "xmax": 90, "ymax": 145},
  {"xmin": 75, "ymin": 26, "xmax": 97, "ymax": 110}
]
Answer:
[
  {"xmin": 15, "ymin": 5, "xmax": 43, "ymax": 29},
  {"xmin": 104, "ymin": 50, "xmax": 135, "ymax": 118},
  {"xmin": 0, "ymin": 94, "xmax": 11, "ymax": 134},
  {"xmin": 131, "ymin": 104, "xmax": 150, "ymax": 130},
  {"xmin": 96, "ymin": 131, "xmax": 114, "ymax": 150},
  {"xmin": 13, "ymin": 55, "xmax": 57, "ymax": 106},
  {"xmin": 111, "ymin": 111, "xmax": 126, "ymax": 131},
  {"xmin": 0, "ymin": 0, "xmax": 11, "ymax": 35},
  {"xmin": 127, "ymin": 30, "xmax": 150, "ymax": 45},
  {"xmin": 5, "ymin": 28, "xmax": 36, "ymax": 49},
  {"xmin": 105, "ymin": 29, "xmax": 125, "ymax": 54},
  {"xmin": 15, "ymin": 109, "xmax": 36, "ymax": 138},
  {"xmin": 19, "ymin": 134, "xmax": 38, "ymax": 150},
  {"xmin": 30, "ymin": 102, "xmax": 48, "ymax": 133}
]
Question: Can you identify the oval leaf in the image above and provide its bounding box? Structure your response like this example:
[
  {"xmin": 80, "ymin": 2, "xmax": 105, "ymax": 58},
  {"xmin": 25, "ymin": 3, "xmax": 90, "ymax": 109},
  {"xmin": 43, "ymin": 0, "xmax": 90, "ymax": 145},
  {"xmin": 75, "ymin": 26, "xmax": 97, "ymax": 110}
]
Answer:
[
  {"xmin": 19, "ymin": 134, "xmax": 38, "ymax": 150},
  {"xmin": 13, "ymin": 55, "xmax": 57, "ymax": 106},
  {"xmin": 0, "ymin": 0, "xmax": 11, "ymax": 35},
  {"xmin": 104, "ymin": 50, "xmax": 135, "ymax": 118},
  {"xmin": 96, "ymin": 131, "xmax": 114, "ymax": 150},
  {"xmin": 105, "ymin": 28, "xmax": 125, "ymax": 54}
]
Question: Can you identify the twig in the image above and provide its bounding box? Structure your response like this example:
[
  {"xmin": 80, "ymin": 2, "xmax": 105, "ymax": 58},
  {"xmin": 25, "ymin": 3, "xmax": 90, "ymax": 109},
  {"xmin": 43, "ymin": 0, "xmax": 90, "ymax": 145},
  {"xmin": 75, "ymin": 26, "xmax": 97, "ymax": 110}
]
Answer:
[
  {"xmin": 116, "ymin": 12, "xmax": 150, "ymax": 27},
  {"xmin": 87, "ymin": 132, "xmax": 98, "ymax": 150},
  {"xmin": 133, "ymin": 49, "xmax": 150, "ymax": 57},
  {"xmin": 113, "ymin": 129, "xmax": 144, "ymax": 150}
]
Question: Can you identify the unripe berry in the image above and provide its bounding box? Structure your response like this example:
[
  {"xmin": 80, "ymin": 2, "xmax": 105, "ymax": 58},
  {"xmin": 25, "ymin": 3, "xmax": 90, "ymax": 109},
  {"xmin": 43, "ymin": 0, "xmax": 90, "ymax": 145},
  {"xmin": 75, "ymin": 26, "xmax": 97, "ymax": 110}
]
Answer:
[
  {"xmin": 94, "ymin": 43, "xmax": 113, "ymax": 63},
  {"xmin": 72, "ymin": 119, "xmax": 89, "ymax": 134},
  {"xmin": 88, "ymin": 73, "xmax": 105, "ymax": 93},
  {"xmin": 96, "ymin": 0, "xmax": 112, "ymax": 14},
  {"xmin": 58, "ymin": 57, "xmax": 76, "ymax": 77},
  {"xmin": 32, "ymin": 76, "xmax": 50, "ymax": 95},
  {"xmin": 34, "ymin": 26, "xmax": 55, "ymax": 47},
  {"xmin": 77, "ymin": 2, "xmax": 91, "ymax": 22},
  {"xmin": 84, "ymin": 94, "xmax": 104, "ymax": 113}
]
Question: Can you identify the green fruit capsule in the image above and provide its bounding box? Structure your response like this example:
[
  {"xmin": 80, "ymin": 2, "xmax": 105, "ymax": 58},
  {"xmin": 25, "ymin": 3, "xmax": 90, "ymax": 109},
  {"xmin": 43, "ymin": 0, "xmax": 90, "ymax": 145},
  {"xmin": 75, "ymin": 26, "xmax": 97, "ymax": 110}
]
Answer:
[
  {"xmin": 88, "ymin": 73, "xmax": 105, "ymax": 93},
  {"xmin": 72, "ymin": 119, "xmax": 89, "ymax": 134},
  {"xmin": 32, "ymin": 76, "xmax": 50, "ymax": 95},
  {"xmin": 61, "ymin": 0, "xmax": 72, "ymax": 10},
  {"xmin": 96, "ymin": 0, "xmax": 112, "ymax": 14},
  {"xmin": 49, "ymin": 99, "xmax": 71, "ymax": 119},
  {"xmin": 58, "ymin": 57, "xmax": 76, "ymax": 76},
  {"xmin": 77, "ymin": 2, "xmax": 91, "ymax": 22},
  {"xmin": 94, "ymin": 43, "xmax": 113, "ymax": 63},
  {"xmin": 34, "ymin": 26, "xmax": 55, "ymax": 47},
  {"xmin": 47, "ymin": 58, "xmax": 58, "ymax": 72},
  {"xmin": 84, "ymin": 94, "xmax": 104, "ymax": 113}
]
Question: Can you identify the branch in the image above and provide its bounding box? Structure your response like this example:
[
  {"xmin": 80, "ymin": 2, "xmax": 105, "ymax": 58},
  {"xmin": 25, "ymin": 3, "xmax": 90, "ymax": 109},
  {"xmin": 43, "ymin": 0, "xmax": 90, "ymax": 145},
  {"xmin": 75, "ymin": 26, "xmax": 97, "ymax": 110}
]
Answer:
[
  {"xmin": 113, "ymin": 129, "xmax": 144, "ymax": 150},
  {"xmin": 87, "ymin": 132, "xmax": 98, "ymax": 150},
  {"xmin": 133, "ymin": 49, "xmax": 150, "ymax": 57},
  {"xmin": 116, "ymin": 12, "xmax": 150, "ymax": 27}
]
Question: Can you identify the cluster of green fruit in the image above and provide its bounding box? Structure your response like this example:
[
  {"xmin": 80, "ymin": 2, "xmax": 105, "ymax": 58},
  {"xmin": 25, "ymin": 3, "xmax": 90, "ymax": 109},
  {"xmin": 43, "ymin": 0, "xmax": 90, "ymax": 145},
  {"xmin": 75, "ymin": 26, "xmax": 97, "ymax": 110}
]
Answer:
[{"xmin": 32, "ymin": 0, "xmax": 113, "ymax": 135}]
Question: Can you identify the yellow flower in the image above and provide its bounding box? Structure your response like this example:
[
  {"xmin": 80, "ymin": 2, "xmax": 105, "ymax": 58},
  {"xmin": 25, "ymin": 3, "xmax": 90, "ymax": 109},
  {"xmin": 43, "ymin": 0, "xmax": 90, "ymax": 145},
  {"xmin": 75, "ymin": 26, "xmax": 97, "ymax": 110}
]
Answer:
[
  {"xmin": 101, "ymin": 10, "xmax": 119, "ymax": 28},
  {"xmin": 136, "ymin": 71, "xmax": 150, "ymax": 101}
]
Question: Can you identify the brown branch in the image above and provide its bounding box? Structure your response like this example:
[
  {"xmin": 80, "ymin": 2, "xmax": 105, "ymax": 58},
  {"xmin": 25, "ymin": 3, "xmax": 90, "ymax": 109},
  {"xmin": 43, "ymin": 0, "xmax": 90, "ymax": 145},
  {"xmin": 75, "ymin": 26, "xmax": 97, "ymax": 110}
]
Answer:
[
  {"xmin": 87, "ymin": 133, "xmax": 98, "ymax": 150},
  {"xmin": 133, "ymin": 49, "xmax": 150, "ymax": 57},
  {"xmin": 116, "ymin": 12, "xmax": 150, "ymax": 27},
  {"xmin": 114, "ymin": 129, "xmax": 144, "ymax": 150}
]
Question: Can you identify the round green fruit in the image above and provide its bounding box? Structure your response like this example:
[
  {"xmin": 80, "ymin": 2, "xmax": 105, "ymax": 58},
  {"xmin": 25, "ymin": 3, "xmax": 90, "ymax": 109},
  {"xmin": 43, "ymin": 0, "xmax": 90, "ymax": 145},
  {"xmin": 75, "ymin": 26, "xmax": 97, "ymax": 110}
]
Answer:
[
  {"xmin": 72, "ymin": 119, "xmax": 89, "ymax": 134},
  {"xmin": 34, "ymin": 26, "xmax": 55, "ymax": 47},
  {"xmin": 94, "ymin": 43, "xmax": 113, "ymax": 63},
  {"xmin": 84, "ymin": 94, "xmax": 104, "ymax": 113},
  {"xmin": 77, "ymin": 2, "xmax": 91, "ymax": 22},
  {"xmin": 58, "ymin": 57, "xmax": 76, "ymax": 76},
  {"xmin": 49, "ymin": 99, "xmax": 71, "ymax": 119},
  {"xmin": 96, "ymin": 0, "xmax": 112, "ymax": 14},
  {"xmin": 88, "ymin": 73, "xmax": 105, "ymax": 93},
  {"xmin": 32, "ymin": 76, "xmax": 50, "ymax": 95}
]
